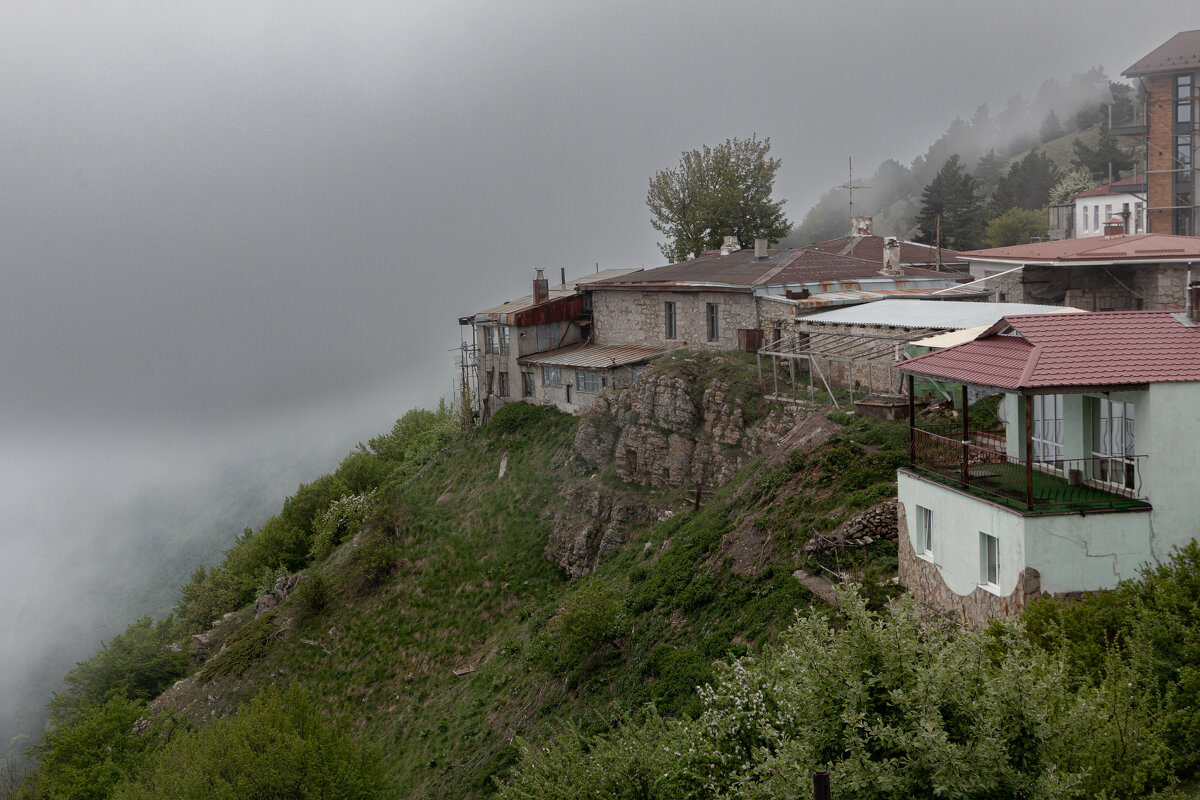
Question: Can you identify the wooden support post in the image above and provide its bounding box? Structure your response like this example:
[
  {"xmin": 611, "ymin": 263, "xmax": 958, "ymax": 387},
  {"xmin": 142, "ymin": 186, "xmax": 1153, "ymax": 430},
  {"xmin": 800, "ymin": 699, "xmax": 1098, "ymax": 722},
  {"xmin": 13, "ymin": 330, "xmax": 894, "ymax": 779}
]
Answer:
[
  {"xmin": 961, "ymin": 384, "xmax": 970, "ymax": 486},
  {"xmin": 1024, "ymin": 393, "xmax": 1034, "ymax": 509},
  {"xmin": 813, "ymin": 771, "xmax": 831, "ymax": 800},
  {"xmin": 907, "ymin": 375, "xmax": 915, "ymax": 469}
]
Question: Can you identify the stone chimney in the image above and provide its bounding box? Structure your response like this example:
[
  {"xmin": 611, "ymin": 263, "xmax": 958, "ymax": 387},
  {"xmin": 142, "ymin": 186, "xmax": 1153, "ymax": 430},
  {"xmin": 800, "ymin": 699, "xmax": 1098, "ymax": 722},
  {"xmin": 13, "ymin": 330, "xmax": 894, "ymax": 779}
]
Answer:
[
  {"xmin": 881, "ymin": 237, "xmax": 902, "ymax": 275},
  {"xmin": 754, "ymin": 238, "xmax": 768, "ymax": 259},
  {"xmin": 851, "ymin": 216, "xmax": 873, "ymax": 236},
  {"xmin": 720, "ymin": 235, "xmax": 741, "ymax": 255},
  {"xmin": 533, "ymin": 268, "xmax": 549, "ymax": 304},
  {"xmin": 1103, "ymin": 217, "xmax": 1126, "ymax": 237}
]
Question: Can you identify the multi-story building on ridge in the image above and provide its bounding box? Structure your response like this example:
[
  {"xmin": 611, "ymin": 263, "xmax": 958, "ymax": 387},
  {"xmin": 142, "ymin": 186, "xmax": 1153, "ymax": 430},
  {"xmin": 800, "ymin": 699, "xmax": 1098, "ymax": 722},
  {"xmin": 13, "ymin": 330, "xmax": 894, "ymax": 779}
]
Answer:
[{"xmin": 1120, "ymin": 30, "xmax": 1200, "ymax": 235}]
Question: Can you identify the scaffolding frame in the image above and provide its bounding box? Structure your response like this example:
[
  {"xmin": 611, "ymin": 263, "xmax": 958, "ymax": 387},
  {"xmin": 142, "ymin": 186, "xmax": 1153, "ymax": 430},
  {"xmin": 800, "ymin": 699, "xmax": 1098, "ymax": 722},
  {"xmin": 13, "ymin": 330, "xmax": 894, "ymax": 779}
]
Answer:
[{"xmin": 757, "ymin": 325, "xmax": 937, "ymax": 407}]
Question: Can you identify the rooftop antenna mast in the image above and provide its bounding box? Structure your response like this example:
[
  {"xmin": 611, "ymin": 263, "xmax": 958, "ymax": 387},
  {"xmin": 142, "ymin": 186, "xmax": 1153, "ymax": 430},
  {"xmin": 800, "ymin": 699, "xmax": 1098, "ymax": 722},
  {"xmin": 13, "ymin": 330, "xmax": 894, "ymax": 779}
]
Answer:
[{"xmin": 836, "ymin": 157, "xmax": 871, "ymax": 232}]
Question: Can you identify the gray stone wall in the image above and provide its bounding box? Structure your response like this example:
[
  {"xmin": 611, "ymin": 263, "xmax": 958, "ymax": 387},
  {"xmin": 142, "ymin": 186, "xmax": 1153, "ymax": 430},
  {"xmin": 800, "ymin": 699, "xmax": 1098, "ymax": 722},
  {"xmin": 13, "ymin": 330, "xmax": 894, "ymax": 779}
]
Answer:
[
  {"xmin": 591, "ymin": 289, "xmax": 758, "ymax": 349},
  {"xmin": 973, "ymin": 263, "xmax": 1187, "ymax": 310}
]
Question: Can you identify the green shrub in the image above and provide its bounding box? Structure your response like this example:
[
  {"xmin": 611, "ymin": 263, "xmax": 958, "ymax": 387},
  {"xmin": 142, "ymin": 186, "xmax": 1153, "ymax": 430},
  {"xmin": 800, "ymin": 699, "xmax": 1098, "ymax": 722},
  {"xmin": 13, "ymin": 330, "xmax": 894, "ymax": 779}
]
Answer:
[
  {"xmin": 529, "ymin": 579, "xmax": 626, "ymax": 677},
  {"xmin": 292, "ymin": 573, "xmax": 330, "ymax": 616},
  {"xmin": 196, "ymin": 612, "xmax": 280, "ymax": 682}
]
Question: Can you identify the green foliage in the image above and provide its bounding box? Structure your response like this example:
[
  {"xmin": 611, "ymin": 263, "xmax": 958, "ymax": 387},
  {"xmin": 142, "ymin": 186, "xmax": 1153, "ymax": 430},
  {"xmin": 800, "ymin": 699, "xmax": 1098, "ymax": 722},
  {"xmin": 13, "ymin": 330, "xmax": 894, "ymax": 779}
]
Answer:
[
  {"xmin": 984, "ymin": 207, "xmax": 1049, "ymax": 247},
  {"xmin": 28, "ymin": 697, "xmax": 172, "ymax": 800},
  {"xmin": 914, "ymin": 154, "xmax": 984, "ymax": 251},
  {"xmin": 367, "ymin": 402, "xmax": 460, "ymax": 484},
  {"xmin": 47, "ymin": 617, "xmax": 188, "ymax": 728},
  {"xmin": 292, "ymin": 573, "xmax": 330, "ymax": 616},
  {"xmin": 501, "ymin": 589, "xmax": 1180, "ymax": 800},
  {"xmin": 309, "ymin": 490, "xmax": 376, "ymax": 562},
  {"xmin": 341, "ymin": 527, "xmax": 399, "ymax": 595},
  {"xmin": 1072, "ymin": 128, "xmax": 1135, "ymax": 181},
  {"xmin": 195, "ymin": 612, "xmax": 280, "ymax": 682},
  {"xmin": 647, "ymin": 135, "xmax": 790, "ymax": 262},
  {"xmin": 111, "ymin": 685, "xmax": 388, "ymax": 800},
  {"xmin": 530, "ymin": 579, "xmax": 627, "ymax": 677},
  {"xmin": 992, "ymin": 148, "xmax": 1061, "ymax": 212}
]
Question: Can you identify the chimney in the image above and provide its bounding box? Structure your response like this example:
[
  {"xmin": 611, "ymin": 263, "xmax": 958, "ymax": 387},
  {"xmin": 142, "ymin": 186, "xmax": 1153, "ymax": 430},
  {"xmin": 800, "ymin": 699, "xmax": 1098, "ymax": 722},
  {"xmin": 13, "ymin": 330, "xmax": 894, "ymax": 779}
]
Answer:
[
  {"xmin": 851, "ymin": 216, "xmax": 873, "ymax": 236},
  {"xmin": 720, "ymin": 235, "xmax": 740, "ymax": 255},
  {"xmin": 754, "ymin": 238, "xmax": 768, "ymax": 259},
  {"xmin": 533, "ymin": 268, "xmax": 549, "ymax": 304},
  {"xmin": 881, "ymin": 236, "xmax": 902, "ymax": 275},
  {"xmin": 1103, "ymin": 217, "xmax": 1126, "ymax": 237}
]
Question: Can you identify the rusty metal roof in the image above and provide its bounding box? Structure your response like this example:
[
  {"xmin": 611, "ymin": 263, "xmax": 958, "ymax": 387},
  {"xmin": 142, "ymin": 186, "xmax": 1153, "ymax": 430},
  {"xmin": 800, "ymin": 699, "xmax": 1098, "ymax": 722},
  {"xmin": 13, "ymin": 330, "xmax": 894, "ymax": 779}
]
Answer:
[
  {"xmin": 475, "ymin": 269, "xmax": 640, "ymax": 321},
  {"xmin": 959, "ymin": 233, "xmax": 1200, "ymax": 265},
  {"xmin": 517, "ymin": 343, "xmax": 667, "ymax": 370},
  {"xmin": 783, "ymin": 285, "xmax": 988, "ymax": 310},
  {"xmin": 1124, "ymin": 29, "xmax": 1200, "ymax": 77},
  {"xmin": 803, "ymin": 234, "xmax": 967, "ymax": 268},
  {"xmin": 1073, "ymin": 175, "xmax": 1146, "ymax": 198},
  {"xmin": 900, "ymin": 311, "xmax": 1200, "ymax": 390}
]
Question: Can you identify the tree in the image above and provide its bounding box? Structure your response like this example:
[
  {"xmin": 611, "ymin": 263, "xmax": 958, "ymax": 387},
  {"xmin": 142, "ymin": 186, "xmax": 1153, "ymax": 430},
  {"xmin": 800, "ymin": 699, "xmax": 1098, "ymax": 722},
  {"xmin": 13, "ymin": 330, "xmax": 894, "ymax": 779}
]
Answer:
[
  {"xmin": 973, "ymin": 149, "xmax": 1006, "ymax": 202},
  {"xmin": 647, "ymin": 136, "xmax": 790, "ymax": 262},
  {"xmin": 914, "ymin": 155, "xmax": 984, "ymax": 251},
  {"xmin": 1049, "ymin": 168, "xmax": 1098, "ymax": 206},
  {"xmin": 984, "ymin": 208, "xmax": 1049, "ymax": 248},
  {"xmin": 1072, "ymin": 129, "xmax": 1134, "ymax": 182},
  {"xmin": 992, "ymin": 149, "xmax": 1061, "ymax": 212},
  {"xmin": 1040, "ymin": 110, "xmax": 1065, "ymax": 142}
]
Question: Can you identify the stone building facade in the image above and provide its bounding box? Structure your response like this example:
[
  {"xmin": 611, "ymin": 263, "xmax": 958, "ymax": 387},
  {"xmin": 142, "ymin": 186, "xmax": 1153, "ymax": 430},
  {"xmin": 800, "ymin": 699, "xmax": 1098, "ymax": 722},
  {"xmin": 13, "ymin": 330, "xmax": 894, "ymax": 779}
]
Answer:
[{"xmin": 590, "ymin": 289, "xmax": 759, "ymax": 351}]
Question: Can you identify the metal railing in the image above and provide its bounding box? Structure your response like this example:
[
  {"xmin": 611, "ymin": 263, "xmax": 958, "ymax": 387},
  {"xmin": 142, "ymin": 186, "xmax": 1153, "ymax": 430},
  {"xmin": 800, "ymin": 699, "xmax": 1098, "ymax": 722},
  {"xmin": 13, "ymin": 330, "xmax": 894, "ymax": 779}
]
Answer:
[{"xmin": 910, "ymin": 427, "xmax": 1148, "ymax": 510}]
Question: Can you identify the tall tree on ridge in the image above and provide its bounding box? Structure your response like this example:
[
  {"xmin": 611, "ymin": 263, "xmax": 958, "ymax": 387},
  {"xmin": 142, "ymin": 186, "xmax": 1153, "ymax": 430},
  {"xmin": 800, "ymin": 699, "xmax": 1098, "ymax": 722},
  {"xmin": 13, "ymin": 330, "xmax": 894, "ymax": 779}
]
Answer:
[{"xmin": 914, "ymin": 155, "xmax": 984, "ymax": 251}]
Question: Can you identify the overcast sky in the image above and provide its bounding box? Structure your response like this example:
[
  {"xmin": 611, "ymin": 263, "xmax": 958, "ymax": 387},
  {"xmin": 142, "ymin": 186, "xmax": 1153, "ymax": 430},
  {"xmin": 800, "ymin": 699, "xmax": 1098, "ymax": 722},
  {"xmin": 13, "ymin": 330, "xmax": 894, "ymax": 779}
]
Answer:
[{"xmin": 1, "ymin": 0, "xmax": 1197, "ymax": 742}]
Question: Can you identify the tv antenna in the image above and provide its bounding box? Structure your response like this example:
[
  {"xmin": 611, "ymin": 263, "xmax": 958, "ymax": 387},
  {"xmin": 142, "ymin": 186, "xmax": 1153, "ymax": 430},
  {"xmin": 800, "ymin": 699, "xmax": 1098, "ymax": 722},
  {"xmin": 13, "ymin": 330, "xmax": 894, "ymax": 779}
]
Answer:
[{"xmin": 836, "ymin": 156, "xmax": 870, "ymax": 225}]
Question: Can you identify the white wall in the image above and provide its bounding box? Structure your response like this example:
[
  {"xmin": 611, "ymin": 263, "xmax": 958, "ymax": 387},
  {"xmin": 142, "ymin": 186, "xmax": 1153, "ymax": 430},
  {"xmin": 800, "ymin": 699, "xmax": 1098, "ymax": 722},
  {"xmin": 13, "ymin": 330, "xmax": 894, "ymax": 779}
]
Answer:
[{"xmin": 1075, "ymin": 192, "xmax": 1145, "ymax": 237}]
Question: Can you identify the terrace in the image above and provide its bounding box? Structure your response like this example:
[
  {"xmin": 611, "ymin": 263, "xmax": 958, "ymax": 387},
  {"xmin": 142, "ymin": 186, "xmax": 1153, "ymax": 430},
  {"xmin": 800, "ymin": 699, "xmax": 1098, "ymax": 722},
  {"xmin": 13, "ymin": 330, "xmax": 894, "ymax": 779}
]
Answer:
[{"xmin": 905, "ymin": 385, "xmax": 1150, "ymax": 514}]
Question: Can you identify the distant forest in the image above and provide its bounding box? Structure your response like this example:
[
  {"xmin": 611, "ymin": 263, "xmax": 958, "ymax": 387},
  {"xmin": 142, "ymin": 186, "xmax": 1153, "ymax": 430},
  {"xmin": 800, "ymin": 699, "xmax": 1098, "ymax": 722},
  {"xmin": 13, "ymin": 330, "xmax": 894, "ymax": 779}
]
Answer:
[{"xmin": 785, "ymin": 67, "xmax": 1141, "ymax": 248}]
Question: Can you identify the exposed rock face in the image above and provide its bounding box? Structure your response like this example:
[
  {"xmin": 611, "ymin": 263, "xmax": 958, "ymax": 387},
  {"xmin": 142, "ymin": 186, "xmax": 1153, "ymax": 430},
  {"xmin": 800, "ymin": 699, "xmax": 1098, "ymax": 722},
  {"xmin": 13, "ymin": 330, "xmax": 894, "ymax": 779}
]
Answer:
[
  {"xmin": 575, "ymin": 373, "xmax": 808, "ymax": 490},
  {"xmin": 543, "ymin": 484, "xmax": 653, "ymax": 578}
]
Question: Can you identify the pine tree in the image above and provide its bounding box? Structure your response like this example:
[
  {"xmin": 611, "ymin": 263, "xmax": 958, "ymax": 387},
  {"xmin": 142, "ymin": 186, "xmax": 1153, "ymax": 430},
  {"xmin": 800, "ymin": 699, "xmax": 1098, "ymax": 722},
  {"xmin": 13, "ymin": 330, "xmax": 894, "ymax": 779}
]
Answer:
[{"xmin": 914, "ymin": 155, "xmax": 983, "ymax": 251}]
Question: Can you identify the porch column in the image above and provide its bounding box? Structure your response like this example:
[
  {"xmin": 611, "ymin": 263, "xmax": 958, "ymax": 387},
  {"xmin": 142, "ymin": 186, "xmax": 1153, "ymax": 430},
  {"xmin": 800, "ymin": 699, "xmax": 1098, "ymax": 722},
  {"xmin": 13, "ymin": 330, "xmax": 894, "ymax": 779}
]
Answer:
[
  {"xmin": 961, "ymin": 384, "xmax": 970, "ymax": 486},
  {"xmin": 1024, "ymin": 393, "xmax": 1034, "ymax": 510},
  {"xmin": 907, "ymin": 374, "xmax": 915, "ymax": 469}
]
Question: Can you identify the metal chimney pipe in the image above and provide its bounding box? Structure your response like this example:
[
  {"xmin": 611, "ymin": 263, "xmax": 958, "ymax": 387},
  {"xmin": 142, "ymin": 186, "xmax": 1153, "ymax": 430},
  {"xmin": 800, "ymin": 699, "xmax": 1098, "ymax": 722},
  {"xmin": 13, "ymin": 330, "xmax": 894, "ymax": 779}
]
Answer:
[{"xmin": 533, "ymin": 269, "xmax": 549, "ymax": 304}]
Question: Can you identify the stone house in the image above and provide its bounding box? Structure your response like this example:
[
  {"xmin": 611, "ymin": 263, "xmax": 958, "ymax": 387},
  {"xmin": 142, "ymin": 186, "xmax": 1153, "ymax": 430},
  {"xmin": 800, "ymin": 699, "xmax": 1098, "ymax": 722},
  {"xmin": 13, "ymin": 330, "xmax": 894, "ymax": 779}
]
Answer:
[
  {"xmin": 470, "ymin": 268, "xmax": 650, "ymax": 419},
  {"xmin": 959, "ymin": 232, "xmax": 1200, "ymax": 311},
  {"xmin": 896, "ymin": 310, "xmax": 1200, "ymax": 625}
]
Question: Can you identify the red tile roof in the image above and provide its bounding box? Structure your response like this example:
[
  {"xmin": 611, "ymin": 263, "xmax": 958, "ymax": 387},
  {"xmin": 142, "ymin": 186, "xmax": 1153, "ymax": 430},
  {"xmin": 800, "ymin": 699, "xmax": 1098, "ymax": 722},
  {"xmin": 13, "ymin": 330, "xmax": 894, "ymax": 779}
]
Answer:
[
  {"xmin": 900, "ymin": 311, "xmax": 1200, "ymax": 390},
  {"xmin": 1124, "ymin": 30, "xmax": 1200, "ymax": 77},
  {"xmin": 959, "ymin": 233, "xmax": 1200, "ymax": 264},
  {"xmin": 1073, "ymin": 175, "xmax": 1146, "ymax": 198}
]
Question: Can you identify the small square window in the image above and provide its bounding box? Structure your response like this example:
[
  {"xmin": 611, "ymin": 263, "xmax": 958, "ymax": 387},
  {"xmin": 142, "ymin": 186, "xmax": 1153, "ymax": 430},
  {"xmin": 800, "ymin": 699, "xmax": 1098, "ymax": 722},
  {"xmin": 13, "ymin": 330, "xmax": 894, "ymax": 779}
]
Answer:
[{"xmin": 577, "ymin": 370, "xmax": 600, "ymax": 393}]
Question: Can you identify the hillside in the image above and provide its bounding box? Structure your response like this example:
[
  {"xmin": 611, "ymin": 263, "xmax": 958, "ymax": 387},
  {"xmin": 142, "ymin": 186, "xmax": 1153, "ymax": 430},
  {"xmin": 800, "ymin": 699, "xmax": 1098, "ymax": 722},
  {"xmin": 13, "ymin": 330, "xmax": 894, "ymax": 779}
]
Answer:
[{"xmin": 3, "ymin": 351, "xmax": 909, "ymax": 798}]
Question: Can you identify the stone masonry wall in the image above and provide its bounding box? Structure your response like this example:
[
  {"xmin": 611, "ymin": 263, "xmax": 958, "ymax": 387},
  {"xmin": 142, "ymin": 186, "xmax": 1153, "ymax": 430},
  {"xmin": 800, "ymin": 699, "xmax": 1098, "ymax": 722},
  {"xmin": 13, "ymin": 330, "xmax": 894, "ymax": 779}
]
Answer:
[
  {"xmin": 896, "ymin": 499, "xmax": 1040, "ymax": 627},
  {"xmin": 591, "ymin": 289, "xmax": 758, "ymax": 350}
]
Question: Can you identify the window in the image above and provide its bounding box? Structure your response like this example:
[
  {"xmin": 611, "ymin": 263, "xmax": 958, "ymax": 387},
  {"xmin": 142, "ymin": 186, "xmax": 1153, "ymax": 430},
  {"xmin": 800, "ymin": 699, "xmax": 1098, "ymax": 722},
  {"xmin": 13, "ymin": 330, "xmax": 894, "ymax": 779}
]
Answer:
[
  {"xmin": 1104, "ymin": 203, "xmax": 1112, "ymax": 222},
  {"xmin": 1178, "ymin": 74, "xmax": 1193, "ymax": 125},
  {"xmin": 576, "ymin": 370, "xmax": 600, "ymax": 393},
  {"xmin": 1092, "ymin": 397, "xmax": 1136, "ymax": 489},
  {"xmin": 1032, "ymin": 393, "xmax": 1064, "ymax": 468},
  {"xmin": 630, "ymin": 364, "xmax": 647, "ymax": 383},
  {"xmin": 536, "ymin": 324, "xmax": 551, "ymax": 351},
  {"xmin": 980, "ymin": 533, "xmax": 999, "ymax": 588},
  {"xmin": 706, "ymin": 303, "xmax": 719, "ymax": 342},
  {"xmin": 497, "ymin": 372, "xmax": 510, "ymax": 397},
  {"xmin": 521, "ymin": 371, "xmax": 535, "ymax": 398},
  {"xmin": 485, "ymin": 369, "xmax": 494, "ymax": 395},
  {"xmin": 664, "ymin": 302, "xmax": 677, "ymax": 340},
  {"xmin": 1093, "ymin": 205, "xmax": 1099, "ymax": 231},
  {"xmin": 542, "ymin": 366, "xmax": 562, "ymax": 386},
  {"xmin": 483, "ymin": 327, "xmax": 497, "ymax": 354},
  {"xmin": 1177, "ymin": 135, "xmax": 1193, "ymax": 181},
  {"xmin": 916, "ymin": 505, "xmax": 933, "ymax": 556},
  {"xmin": 498, "ymin": 327, "xmax": 510, "ymax": 355},
  {"xmin": 1136, "ymin": 202, "xmax": 1145, "ymax": 232}
]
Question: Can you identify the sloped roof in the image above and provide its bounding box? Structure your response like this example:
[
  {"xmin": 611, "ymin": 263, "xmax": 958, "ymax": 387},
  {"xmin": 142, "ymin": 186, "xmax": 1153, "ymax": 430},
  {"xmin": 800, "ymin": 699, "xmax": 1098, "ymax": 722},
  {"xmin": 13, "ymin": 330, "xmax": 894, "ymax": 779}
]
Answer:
[
  {"xmin": 589, "ymin": 247, "xmax": 952, "ymax": 292},
  {"xmin": 800, "ymin": 299, "xmax": 1080, "ymax": 329},
  {"xmin": 804, "ymin": 234, "xmax": 967, "ymax": 267},
  {"xmin": 900, "ymin": 311, "xmax": 1200, "ymax": 390},
  {"xmin": 1073, "ymin": 175, "xmax": 1146, "ymax": 198},
  {"xmin": 477, "ymin": 269, "xmax": 640, "ymax": 317},
  {"xmin": 1124, "ymin": 30, "xmax": 1200, "ymax": 77},
  {"xmin": 959, "ymin": 233, "xmax": 1200, "ymax": 265},
  {"xmin": 518, "ymin": 343, "xmax": 666, "ymax": 369}
]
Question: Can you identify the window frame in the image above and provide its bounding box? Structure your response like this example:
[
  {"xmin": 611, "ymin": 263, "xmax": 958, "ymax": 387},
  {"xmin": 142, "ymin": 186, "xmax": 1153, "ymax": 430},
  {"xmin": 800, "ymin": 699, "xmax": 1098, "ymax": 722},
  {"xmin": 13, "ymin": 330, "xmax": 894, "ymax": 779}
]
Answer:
[
  {"xmin": 542, "ymin": 365, "xmax": 562, "ymax": 386},
  {"xmin": 706, "ymin": 303, "xmax": 719, "ymax": 342},
  {"xmin": 916, "ymin": 505, "xmax": 933, "ymax": 557},
  {"xmin": 521, "ymin": 371, "xmax": 535, "ymax": 398},
  {"xmin": 497, "ymin": 371, "xmax": 510, "ymax": 398},
  {"xmin": 576, "ymin": 370, "xmax": 600, "ymax": 394},
  {"xmin": 980, "ymin": 532, "xmax": 999, "ymax": 589},
  {"xmin": 664, "ymin": 301, "xmax": 677, "ymax": 340}
]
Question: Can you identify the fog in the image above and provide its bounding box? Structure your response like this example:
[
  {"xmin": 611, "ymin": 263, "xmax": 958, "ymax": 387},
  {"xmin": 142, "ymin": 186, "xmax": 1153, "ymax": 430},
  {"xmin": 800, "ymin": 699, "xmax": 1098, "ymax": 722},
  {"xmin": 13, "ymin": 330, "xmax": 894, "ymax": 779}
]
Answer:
[{"xmin": 1, "ymin": 0, "xmax": 1194, "ymax": 757}]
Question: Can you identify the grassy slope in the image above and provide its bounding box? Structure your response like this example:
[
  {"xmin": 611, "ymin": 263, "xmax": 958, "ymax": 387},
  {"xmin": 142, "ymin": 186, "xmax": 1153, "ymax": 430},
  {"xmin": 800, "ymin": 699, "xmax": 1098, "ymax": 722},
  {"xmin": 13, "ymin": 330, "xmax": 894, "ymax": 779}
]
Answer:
[{"xmin": 136, "ymin": 371, "xmax": 913, "ymax": 798}]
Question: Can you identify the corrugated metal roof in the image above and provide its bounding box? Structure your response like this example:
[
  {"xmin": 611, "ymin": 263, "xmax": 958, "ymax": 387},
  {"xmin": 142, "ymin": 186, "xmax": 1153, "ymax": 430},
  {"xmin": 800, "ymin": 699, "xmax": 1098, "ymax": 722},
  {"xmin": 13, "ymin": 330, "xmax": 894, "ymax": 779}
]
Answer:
[
  {"xmin": 959, "ymin": 233, "xmax": 1200, "ymax": 265},
  {"xmin": 1124, "ymin": 29, "xmax": 1200, "ymax": 76},
  {"xmin": 900, "ymin": 311, "xmax": 1200, "ymax": 390},
  {"xmin": 518, "ymin": 343, "xmax": 667, "ymax": 369},
  {"xmin": 800, "ymin": 299, "xmax": 1082, "ymax": 329},
  {"xmin": 476, "ymin": 269, "xmax": 640, "ymax": 318},
  {"xmin": 803, "ymin": 234, "xmax": 967, "ymax": 267}
]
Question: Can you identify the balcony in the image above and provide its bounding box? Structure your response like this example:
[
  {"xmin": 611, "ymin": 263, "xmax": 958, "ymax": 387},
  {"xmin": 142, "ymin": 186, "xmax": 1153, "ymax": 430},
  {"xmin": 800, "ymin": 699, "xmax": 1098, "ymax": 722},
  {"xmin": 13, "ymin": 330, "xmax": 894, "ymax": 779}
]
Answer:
[{"xmin": 909, "ymin": 427, "xmax": 1150, "ymax": 513}]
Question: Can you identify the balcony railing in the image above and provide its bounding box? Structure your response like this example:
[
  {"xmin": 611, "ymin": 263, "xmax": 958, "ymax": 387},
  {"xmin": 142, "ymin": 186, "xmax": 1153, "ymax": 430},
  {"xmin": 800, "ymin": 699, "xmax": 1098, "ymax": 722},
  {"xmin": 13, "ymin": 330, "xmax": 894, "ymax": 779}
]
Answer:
[{"xmin": 910, "ymin": 427, "xmax": 1149, "ymax": 512}]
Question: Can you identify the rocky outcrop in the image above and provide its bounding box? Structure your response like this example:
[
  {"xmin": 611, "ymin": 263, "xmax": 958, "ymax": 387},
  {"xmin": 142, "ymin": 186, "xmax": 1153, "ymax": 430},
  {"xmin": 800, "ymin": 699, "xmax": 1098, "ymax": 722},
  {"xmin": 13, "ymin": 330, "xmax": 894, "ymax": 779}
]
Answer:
[
  {"xmin": 543, "ymin": 484, "xmax": 656, "ymax": 578},
  {"xmin": 575, "ymin": 372, "xmax": 809, "ymax": 490}
]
